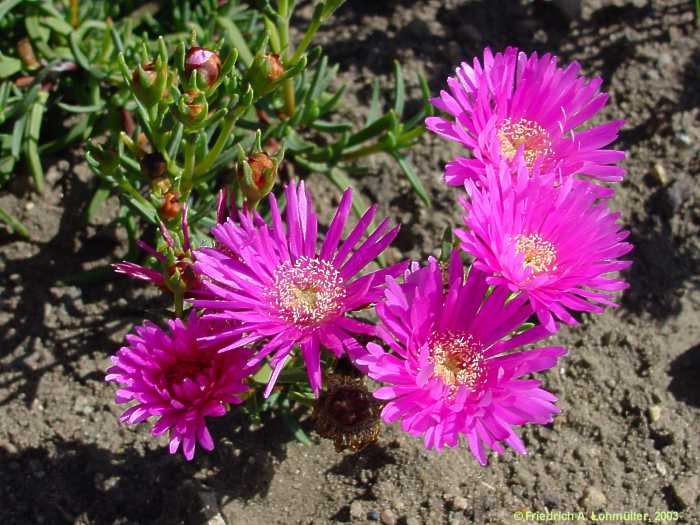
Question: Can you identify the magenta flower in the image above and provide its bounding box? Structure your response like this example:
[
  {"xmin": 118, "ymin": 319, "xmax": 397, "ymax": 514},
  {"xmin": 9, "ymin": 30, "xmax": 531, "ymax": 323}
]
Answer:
[
  {"xmin": 426, "ymin": 47, "xmax": 625, "ymax": 186},
  {"xmin": 357, "ymin": 252, "xmax": 565, "ymax": 464},
  {"xmin": 192, "ymin": 180, "xmax": 406, "ymax": 396},
  {"xmin": 106, "ymin": 312, "xmax": 254, "ymax": 460},
  {"xmin": 458, "ymin": 159, "xmax": 633, "ymax": 332}
]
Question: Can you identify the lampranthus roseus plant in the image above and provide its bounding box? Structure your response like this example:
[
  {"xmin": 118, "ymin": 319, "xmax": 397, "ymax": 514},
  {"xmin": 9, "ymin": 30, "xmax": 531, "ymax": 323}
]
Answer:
[{"xmin": 100, "ymin": 34, "xmax": 631, "ymax": 466}]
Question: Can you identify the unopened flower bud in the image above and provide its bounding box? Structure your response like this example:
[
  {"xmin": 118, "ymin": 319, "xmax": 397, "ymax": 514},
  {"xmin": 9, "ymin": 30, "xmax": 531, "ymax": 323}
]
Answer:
[
  {"xmin": 168, "ymin": 254, "xmax": 199, "ymax": 292},
  {"xmin": 150, "ymin": 177, "xmax": 172, "ymax": 196},
  {"xmin": 238, "ymin": 152, "xmax": 278, "ymax": 206},
  {"xmin": 160, "ymin": 191, "xmax": 181, "ymax": 219},
  {"xmin": 265, "ymin": 53, "xmax": 284, "ymax": 82},
  {"xmin": 185, "ymin": 47, "xmax": 221, "ymax": 87},
  {"xmin": 17, "ymin": 38, "xmax": 39, "ymax": 70},
  {"xmin": 140, "ymin": 152, "xmax": 167, "ymax": 179},
  {"xmin": 131, "ymin": 61, "xmax": 169, "ymax": 107},
  {"xmin": 175, "ymin": 90, "xmax": 208, "ymax": 129},
  {"xmin": 247, "ymin": 53, "xmax": 286, "ymax": 97}
]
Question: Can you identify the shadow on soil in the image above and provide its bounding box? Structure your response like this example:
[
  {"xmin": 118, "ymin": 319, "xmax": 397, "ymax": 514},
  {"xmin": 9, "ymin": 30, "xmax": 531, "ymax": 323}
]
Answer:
[
  {"xmin": 668, "ymin": 343, "xmax": 700, "ymax": 408},
  {"xmin": 0, "ymin": 412, "xmax": 292, "ymax": 524},
  {"xmin": 0, "ymin": 156, "xmax": 167, "ymax": 408}
]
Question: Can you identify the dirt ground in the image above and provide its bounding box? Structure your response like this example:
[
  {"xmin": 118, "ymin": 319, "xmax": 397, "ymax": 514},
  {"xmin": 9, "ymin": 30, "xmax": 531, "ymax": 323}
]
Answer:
[{"xmin": 1, "ymin": 1, "xmax": 699, "ymax": 524}]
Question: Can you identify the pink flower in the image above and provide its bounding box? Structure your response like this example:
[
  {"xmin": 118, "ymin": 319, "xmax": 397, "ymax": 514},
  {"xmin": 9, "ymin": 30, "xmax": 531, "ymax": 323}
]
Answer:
[
  {"xmin": 458, "ymin": 159, "xmax": 633, "ymax": 332},
  {"xmin": 192, "ymin": 180, "xmax": 406, "ymax": 396},
  {"xmin": 106, "ymin": 312, "xmax": 254, "ymax": 460},
  {"xmin": 357, "ymin": 252, "xmax": 565, "ymax": 464},
  {"xmin": 426, "ymin": 47, "xmax": 625, "ymax": 186}
]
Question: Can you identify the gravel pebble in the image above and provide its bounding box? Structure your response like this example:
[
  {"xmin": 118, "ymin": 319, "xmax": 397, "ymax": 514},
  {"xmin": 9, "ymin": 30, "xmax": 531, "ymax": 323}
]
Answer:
[
  {"xmin": 671, "ymin": 476, "xmax": 699, "ymax": 509},
  {"xmin": 379, "ymin": 509, "xmax": 396, "ymax": 525},
  {"xmin": 581, "ymin": 487, "xmax": 607, "ymax": 509},
  {"xmin": 451, "ymin": 496, "xmax": 468, "ymax": 511},
  {"xmin": 350, "ymin": 501, "xmax": 364, "ymax": 520}
]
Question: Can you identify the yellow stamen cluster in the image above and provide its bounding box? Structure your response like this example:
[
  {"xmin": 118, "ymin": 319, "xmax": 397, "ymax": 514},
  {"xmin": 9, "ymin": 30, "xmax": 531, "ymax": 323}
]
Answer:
[
  {"xmin": 497, "ymin": 118, "xmax": 553, "ymax": 167},
  {"xmin": 267, "ymin": 257, "xmax": 346, "ymax": 325},
  {"xmin": 428, "ymin": 331, "xmax": 486, "ymax": 392},
  {"xmin": 515, "ymin": 233, "xmax": 558, "ymax": 274}
]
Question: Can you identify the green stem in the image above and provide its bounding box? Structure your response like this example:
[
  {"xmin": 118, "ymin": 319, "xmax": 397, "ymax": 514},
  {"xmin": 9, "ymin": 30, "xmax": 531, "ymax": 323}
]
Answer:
[
  {"xmin": 174, "ymin": 290, "xmax": 184, "ymax": 319},
  {"xmin": 289, "ymin": 19, "xmax": 320, "ymax": 65},
  {"xmin": 340, "ymin": 142, "xmax": 384, "ymax": 161},
  {"xmin": 277, "ymin": 1, "xmax": 296, "ymax": 117},
  {"xmin": 180, "ymin": 140, "xmax": 196, "ymax": 197},
  {"xmin": 193, "ymin": 113, "xmax": 237, "ymax": 177},
  {"xmin": 282, "ymin": 79, "xmax": 296, "ymax": 117}
]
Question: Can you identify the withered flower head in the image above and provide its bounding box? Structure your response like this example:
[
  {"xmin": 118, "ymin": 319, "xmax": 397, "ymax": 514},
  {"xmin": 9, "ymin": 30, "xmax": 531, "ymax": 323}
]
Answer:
[{"xmin": 312, "ymin": 359, "xmax": 382, "ymax": 453}]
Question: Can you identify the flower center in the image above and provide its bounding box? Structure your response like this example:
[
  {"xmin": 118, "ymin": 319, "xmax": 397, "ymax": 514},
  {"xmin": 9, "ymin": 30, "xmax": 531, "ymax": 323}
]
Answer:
[
  {"xmin": 497, "ymin": 118, "xmax": 553, "ymax": 167},
  {"xmin": 165, "ymin": 359, "xmax": 210, "ymax": 386},
  {"xmin": 428, "ymin": 331, "xmax": 486, "ymax": 391},
  {"xmin": 267, "ymin": 257, "xmax": 347, "ymax": 325},
  {"xmin": 515, "ymin": 233, "xmax": 558, "ymax": 273}
]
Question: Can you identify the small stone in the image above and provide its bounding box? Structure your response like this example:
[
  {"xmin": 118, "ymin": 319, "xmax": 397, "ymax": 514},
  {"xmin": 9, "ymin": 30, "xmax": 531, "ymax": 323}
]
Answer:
[
  {"xmin": 405, "ymin": 518, "xmax": 420, "ymax": 525},
  {"xmin": 580, "ymin": 487, "xmax": 607, "ymax": 509},
  {"xmin": 452, "ymin": 496, "xmax": 468, "ymax": 511},
  {"xmin": 647, "ymin": 405, "xmax": 662, "ymax": 423},
  {"xmin": 73, "ymin": 396, "xmax": 94, "ymax": 416},
  {"xmin": 368, "ymin": 510, "xmax": 380, "ymax": 521},
  {"xmin": 671, "ymin": 476, "xmax": 699, "ymax": 509},
  {"xmin": 350, "ymin": 501, "xmax": 364, "ymax": 520},
  {"xmin": 656, "ymin": 461, "xmax": 668, "ymax": 476},
  {"xmin": 656, "ymin": 53, "xmax": 672, "ymax": 68},
  {"xmin": 379, "ymin": 509, "xmax": 395, "ymax": 525},
  {"xmin": 651, "ymin": 162, "xmax": 668, "ymax": 185},
  {"xmin": 25, "ymin": 201, "xmax": 35, "ymax": 211}
]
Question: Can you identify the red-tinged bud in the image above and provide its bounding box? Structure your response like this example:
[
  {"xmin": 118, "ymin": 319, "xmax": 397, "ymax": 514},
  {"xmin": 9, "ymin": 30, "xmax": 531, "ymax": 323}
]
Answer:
[
  {"xmin": 168, "ymin": 254, "xmax": 199, "ymax": 291},
  {"xmin": 247, "ymin": 152, "xmax": 274, "ymax": 188},
  {"xmin": 17, "ymin": 38, "xmax": 39, "ymax": 70},
  {"xmin": 131, "ymin": 61, "xmax": 169, "ymax": 107},
  {"xmin": 247, "ymin": 53, "xmax": 286, "ymax": 97},
  {"xmin": 185, "ymin": 47, "xmax": 221, "ymax": 87},
  {"xmin": 175, "ymin": 90, "xmax": 208, "ymax": 129},
  {"xmin": 265, "ymin": 53, "xmax": 284, "ymax": 82},
  {"xmin": 140, "ymin": 152, "xmax": 167, "ymax": 179},
  {"xmin": 238, "ymin": 151, "xmax": 279, "ymax": 207},
  {"xmin": 160, "ymin": 192, "xmax": 181, "ymax": 219}
]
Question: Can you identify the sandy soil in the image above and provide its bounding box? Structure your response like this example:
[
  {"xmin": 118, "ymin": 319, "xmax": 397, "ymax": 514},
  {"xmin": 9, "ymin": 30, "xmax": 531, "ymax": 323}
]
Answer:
[{"xmin": 1, "ymin": 1, "xmax": 699, "ymax": 524}]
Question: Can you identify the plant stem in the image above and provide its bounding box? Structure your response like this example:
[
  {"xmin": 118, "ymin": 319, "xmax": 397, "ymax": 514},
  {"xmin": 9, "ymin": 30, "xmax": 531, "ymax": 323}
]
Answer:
[
  {"xmin": 70, "ymin": 0, "xmax": 79, "ymax": 28},
  {"xmin": 193, "ymin": 113, "xmax": 237, "ymax": 177},
  {"xmin": 174, "ymin": 290, "xmax": 184, "ymax": 319},
  {"xmin": 180, "ymin": 140, "xmax": 196, "ymax": 198},
  {"xmin": 340, "ymin": 142, "xmax": 384, "ymax": 161},
  {"xmin": 277, "ymin": 0, "xmax": 296, "ymax": 117},
  {"xmin": 289, "ymin": 19, "xmax": 321, "ymax": 65}
]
